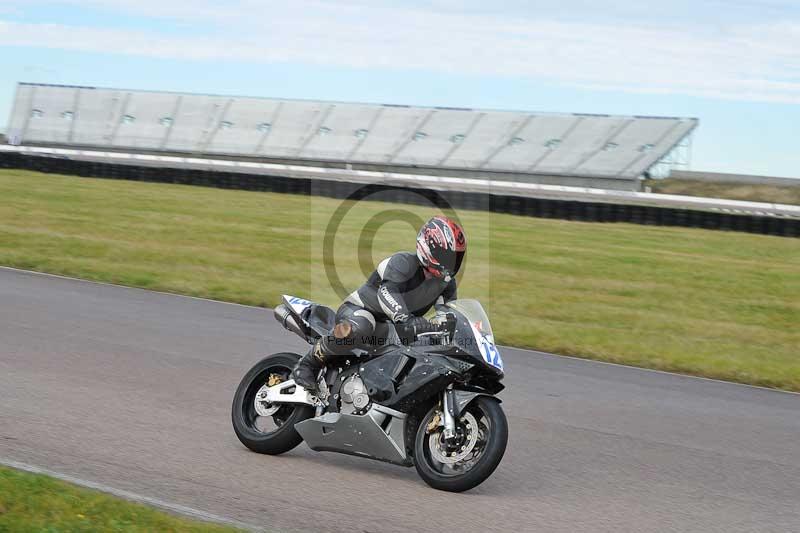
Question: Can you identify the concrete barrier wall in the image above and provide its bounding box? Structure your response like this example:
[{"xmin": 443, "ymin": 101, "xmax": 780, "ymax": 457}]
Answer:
[
  {"xmin": 2, "ymin": 150, "xmax": 798, "ymax": 238},
  {"xmin": 14, "ymin": 142, "xmax": 641, "ymax": 190}
]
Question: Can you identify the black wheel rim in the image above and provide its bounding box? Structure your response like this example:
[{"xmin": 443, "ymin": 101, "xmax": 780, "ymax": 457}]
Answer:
[{"xmin": 241, "ymin": 364, "xmax": 296, "ymax": 436}]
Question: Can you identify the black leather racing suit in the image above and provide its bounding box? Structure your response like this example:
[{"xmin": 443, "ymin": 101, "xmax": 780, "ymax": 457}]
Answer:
[
  {"xmin": 293, "ymin": 252, "xmax": 457, "ymax": 388},
  {"xmin": 347, "ymin": 251, "xmax": 456, "ymax": 325}
]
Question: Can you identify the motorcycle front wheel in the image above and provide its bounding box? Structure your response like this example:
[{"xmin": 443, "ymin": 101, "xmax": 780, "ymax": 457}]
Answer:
[
  {"xmin": 231, "ymin": 353, "xmax": 314, "ymax": 455},
  {"xmin": 413, "ymin": 396, "xmax": 508, "ymax": 492}
]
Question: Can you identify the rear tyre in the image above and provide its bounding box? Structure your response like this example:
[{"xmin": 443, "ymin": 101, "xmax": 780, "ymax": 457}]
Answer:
[
  {"xmin": 414, "ymin": 396, "xmax": 507, "ymax": 492},
  {"xmin": 231, "ymin": 353, "xmax": 314, "ymax": 455}
]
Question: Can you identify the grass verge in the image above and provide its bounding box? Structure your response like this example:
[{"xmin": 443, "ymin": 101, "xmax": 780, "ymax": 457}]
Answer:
[
  {"xmin": 1, "ymin": 170, "xmax": 798, "ymax": 390},
  {"xmin": 645, "ymin": 178, "xmax": 800, "ymax": 205},
  {"xmin": 0, "ymin": 465, "xmax": 240, "ymax": 532}
]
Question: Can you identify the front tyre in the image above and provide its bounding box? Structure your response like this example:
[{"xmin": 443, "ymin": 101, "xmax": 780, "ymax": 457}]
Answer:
[
  {"xmin": 231, "ymin": 353, "xmax": 314, "ymax": 455},
  {"xmin": 414, "ymin": 396, "xmax": 508, "ymax": 492}
]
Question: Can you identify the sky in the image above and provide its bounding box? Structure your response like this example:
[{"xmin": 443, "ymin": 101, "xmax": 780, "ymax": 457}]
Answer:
[{"xmin": 0, "ymin": 0, "xmax": 798, "ymax": 178}]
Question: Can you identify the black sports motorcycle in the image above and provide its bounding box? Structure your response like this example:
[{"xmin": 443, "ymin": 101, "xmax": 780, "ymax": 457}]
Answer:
[{"xmin": 231, "ymin": 295, "xmax": 507, "ymax": 492}]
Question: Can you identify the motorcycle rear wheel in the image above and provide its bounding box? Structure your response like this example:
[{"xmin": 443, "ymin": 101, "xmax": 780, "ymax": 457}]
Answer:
[
  {"xmin": 231, "ymin": 353, "xmax": 314, "ymax": 455},
  {"xmin": 413, "ymin": 396, "xmax": 507, "ymax": 492}
]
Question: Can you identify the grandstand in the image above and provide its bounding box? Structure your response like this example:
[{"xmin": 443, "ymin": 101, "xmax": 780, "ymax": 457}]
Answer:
[{"xmin": 4, "ymin": 82, "xmax": 697, "ymax": 191}]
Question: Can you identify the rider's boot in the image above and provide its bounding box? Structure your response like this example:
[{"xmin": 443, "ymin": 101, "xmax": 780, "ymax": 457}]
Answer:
[
  {"xmin": 292, "ymin": 321, "xmax": 353, "ymax": 392},
  {"xmin": 292, "ymin": 342, "xmax": 325, "ymax": 391}
]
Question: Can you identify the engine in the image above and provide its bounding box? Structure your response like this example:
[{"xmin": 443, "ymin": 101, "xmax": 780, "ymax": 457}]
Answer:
[{"xmin": 339, "ymin": 374, "xmax": 371, "ymax": 415}]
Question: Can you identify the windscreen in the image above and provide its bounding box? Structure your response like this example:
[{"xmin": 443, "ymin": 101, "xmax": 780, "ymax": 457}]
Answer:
[
  {"xmin": 443, "ymin": 299, "xmax": 503, "ymax": 372},
  {"xmin": 445, "ymin": 299, "xmax": 494, "ymax": 341}
]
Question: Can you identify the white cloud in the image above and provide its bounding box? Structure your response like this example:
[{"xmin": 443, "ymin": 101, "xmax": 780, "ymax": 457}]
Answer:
[{"xmin": 1, "ymin": 1, "xmax": 799, "ymax": 103}]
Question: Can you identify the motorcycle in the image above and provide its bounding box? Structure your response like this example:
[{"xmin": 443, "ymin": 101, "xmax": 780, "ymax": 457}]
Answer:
[{"xmin": 231, "ymin": 295, "xmax": 508, "ymax": 492}]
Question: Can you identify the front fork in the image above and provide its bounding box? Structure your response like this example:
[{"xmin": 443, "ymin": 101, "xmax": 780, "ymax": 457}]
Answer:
[{"xmin": 442, "ymin": 384, "xmax": 457, "ymax": 440}]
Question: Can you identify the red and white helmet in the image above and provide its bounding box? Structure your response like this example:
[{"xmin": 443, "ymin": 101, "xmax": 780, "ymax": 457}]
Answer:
[{"xmin": 416, "ymin": 216, "xmax": 466, "ymax": 279}]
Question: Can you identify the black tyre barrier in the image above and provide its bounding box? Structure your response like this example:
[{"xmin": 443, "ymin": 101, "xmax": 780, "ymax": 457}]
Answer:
[{"xmin": 2, "ymin": 152, "xmax": 798, "ymax": 238}]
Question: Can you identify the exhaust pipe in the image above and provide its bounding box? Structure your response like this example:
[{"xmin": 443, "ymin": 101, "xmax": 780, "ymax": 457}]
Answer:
[{"xmin": 274, "ymin": 304, "xmax": 307, "ymax": 338}]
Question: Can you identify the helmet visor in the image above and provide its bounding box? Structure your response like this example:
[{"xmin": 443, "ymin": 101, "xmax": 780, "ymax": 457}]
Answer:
[
  {"xmin": 454, "ymin": 250, "xmax": 465, "ymax": 275},
  {"xmin": 434, "ymin": 248, "xmax": 464, "ymax": 278}
]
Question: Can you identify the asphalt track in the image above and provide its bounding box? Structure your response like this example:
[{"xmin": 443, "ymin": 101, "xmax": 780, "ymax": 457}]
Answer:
[{"xmin": 1, "ymin": 268, "xmax": 798, "ymax": 533}]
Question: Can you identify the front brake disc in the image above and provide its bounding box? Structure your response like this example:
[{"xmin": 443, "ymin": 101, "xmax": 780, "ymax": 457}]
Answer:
[{"xmin": 429, "ymin": 412, "xmax": 479, "ymax": 464}]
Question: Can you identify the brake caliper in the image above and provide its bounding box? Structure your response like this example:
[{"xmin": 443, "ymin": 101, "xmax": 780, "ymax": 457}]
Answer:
[{"xmin": 426, "ymin": 411, "xmax": 442, "ymax": 434}]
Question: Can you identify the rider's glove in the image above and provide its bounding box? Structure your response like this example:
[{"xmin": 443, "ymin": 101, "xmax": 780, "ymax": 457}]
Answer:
[
  {"xmin": 399, "ymin": 316, "xmax": 436, "ymax": 338},
  {"xmin": 411, "ymin": 316, "xmax": 437, "ymax": 335}
]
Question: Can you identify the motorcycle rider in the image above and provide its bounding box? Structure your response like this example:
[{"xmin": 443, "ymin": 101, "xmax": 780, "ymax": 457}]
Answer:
[{"xmin": 292, "ymin": 215, "xmax": 467, "ymax": 391}]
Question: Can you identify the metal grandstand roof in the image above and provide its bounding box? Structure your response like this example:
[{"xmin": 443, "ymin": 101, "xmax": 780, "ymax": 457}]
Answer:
[{"xmin": 5, "ymin": 82, "xmax": 697, "ymax": 180}]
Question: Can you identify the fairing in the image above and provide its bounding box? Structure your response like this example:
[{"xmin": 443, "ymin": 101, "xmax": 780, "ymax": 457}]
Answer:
[{"xmin": 442, "ymin": 299, "xmax": 504, "ymax": 375}]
